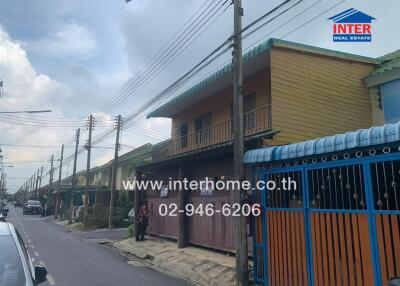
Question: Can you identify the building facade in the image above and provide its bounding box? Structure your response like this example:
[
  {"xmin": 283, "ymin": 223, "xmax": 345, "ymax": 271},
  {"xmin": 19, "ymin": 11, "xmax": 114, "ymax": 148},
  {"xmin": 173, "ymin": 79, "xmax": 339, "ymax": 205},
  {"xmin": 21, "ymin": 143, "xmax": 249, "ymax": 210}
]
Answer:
[{"xmin": 137, "ymin": 38, "xmax": 381, "ymax": 252}]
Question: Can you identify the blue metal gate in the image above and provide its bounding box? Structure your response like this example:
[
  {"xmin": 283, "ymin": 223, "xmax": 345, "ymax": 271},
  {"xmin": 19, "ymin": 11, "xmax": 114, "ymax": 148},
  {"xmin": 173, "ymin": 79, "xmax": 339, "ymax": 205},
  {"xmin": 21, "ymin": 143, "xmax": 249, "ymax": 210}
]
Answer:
[{"xmin": 253, "ymin": 148, "xmax": 400, "ymax": 286}]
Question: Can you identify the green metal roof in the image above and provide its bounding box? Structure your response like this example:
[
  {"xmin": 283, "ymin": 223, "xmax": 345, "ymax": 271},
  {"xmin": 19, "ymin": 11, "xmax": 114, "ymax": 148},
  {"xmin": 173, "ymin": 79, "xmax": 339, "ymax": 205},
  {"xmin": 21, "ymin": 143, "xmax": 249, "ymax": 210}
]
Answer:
[
  {"xmin": 369, "ymin": 50, "xmax": 400, "ymax": 77},
  {"xmin": 270, "ymin": 38, "xmax": 378, "ymax": 64},
  {"xmin": 363, "ymin": 49, "xmax": 400, "ymax": 87},
  {"xmin": 147, "ymin": 38, "xmax": 379, "ymax": 118}
]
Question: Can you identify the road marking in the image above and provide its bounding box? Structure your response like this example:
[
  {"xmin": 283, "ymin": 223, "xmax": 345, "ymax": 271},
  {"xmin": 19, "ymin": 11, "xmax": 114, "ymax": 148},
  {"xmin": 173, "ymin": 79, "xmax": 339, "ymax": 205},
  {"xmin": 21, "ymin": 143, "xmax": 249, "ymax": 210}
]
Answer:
[
  {"xmin": 34, "ymin": 251, "xmax": 40, "ymax": 257},
  {"xmin": 47, "ymin": 274, "xmax": 56, "ymax": 285}
]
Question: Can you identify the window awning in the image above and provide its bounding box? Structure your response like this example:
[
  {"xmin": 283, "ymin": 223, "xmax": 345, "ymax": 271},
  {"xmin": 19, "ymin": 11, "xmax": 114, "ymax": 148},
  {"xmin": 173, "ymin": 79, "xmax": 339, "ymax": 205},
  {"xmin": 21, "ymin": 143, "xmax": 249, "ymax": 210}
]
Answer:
[{"xmin": 243, "ymin": 122, "xmax": 400, "ymax": 164}]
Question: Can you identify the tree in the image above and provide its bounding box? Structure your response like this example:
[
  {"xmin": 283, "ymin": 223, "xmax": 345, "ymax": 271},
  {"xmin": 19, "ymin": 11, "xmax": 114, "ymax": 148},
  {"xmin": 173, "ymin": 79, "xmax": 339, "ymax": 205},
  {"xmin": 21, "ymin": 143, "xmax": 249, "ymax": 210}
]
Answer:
[{"xmin": 0, "ymin": 171, "xmax": 7, "ymax": 201}]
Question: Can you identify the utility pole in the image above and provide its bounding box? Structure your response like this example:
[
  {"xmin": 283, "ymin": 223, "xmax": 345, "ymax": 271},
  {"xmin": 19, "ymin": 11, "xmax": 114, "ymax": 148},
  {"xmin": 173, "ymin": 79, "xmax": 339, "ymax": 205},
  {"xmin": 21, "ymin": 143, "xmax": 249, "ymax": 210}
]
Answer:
[
  {"xmin": 39, "ymin": 166, "xmax": 43, "ymax": 188},
  {"xmin": 47, "ymin": 155, "xmax": 54, "ymax": 216},
  {"xmin": 35, "ymin": 169, "xmax": 38, "ymax": 189},
  {"xmin": 55, "ymin": 145, "xmax": 64, "ymax": 219},
  {"xmin": 69, "ymin": 128, "xmax": 80, "ymax": 225},
  {"xmin": 32, "ymin": 171, "xmax": 36, "ymax": 198},
  {"xmin": 29, "ymin": 175, "xmax": 33, "ymax": 198},
  {"xmin": 232, "ymin": 0, "xmax": 249, "ymax": 285},
  {"xmin": 84, "ymin": 114, "xmax": 93, "ymax": 227},
  {"xmin": 0, "ymin": 172, "xmax": 3, "ymax": 201},
  {"xmin": 49, "ymin": 154, "xmax": 54, "ymax": 194},
  {"xmin": 108, "ymin": 115, "xmax": 121, "ymax": 229},
  {"xmin": 35, "ymin": 168, "xmax": 40, "ymax": 199}
]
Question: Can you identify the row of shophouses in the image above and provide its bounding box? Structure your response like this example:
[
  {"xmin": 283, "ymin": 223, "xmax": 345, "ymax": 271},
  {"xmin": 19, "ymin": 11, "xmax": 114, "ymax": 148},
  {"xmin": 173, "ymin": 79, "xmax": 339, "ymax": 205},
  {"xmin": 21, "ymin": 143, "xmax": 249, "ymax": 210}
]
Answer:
[{"xmin": 39, "ymin": 38, "xmax": 400, "ymax": 286}]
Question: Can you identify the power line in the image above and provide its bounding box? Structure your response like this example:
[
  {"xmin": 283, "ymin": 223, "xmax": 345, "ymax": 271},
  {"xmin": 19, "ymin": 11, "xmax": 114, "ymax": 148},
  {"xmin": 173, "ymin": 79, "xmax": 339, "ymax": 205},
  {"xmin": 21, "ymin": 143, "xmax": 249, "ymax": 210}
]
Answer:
[
  {"xmin": 240, "ymin": 0, "xmax": 293, "ymax": 34},
  {"xmin": 97, "ymin": 0, "xmax": 231, "ymax": 118},
  {"xmin": 98, "ymin": 0, "xmax": 226, "ymax": 116},
  {"xmin": 280, "ymin": 0, "xmax": 346, "ymax": 38},
  {"xmin": 98, "ymin": 0, "xmax": 219, "ymax": 116},
  {"xmin": 121, "ymin": 0, "xmax": 343, "ymax": 137},
  {"xmin": 20, "ymin": 0, "xmax": 334, "ymax": 191},
  {"xmin": 0, "ymin": 143, "xmax": 114, "ymax": 149},
  {"xmin": 98, "ymin": 0, "xmax": 218, "ymax": 114},
  {"xmin": 41, "ymin": 1, "xmax": 233, "ymax": 174},
  {"xmin": 0, "ymin": 115, "xmax": 114, "ymax": 128},
  {"xmin": 242, "ymin": 0, "xmax": 307, "ymax": 39}
]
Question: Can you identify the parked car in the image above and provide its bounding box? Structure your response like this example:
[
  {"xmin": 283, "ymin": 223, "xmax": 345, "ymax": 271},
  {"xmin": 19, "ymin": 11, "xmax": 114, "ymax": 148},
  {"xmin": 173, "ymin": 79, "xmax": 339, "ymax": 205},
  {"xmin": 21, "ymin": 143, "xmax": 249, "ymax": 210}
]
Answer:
[
  {"xmin": 0, "ymin": 222, "xmax": 47, "ymax": 285},
  {"xmin": 390, "ymin": 277, "xmax": 400, "ymax": 286},
  {"xmin": 1, "ymin": 207, "xmax": 9, "ymax": 216},
  {"xmin": 23, "ymin": 201, "xmax": 42, "ymax": 215},
  {"xmin": 14, "ymin": 201, "xmax": 23, "ymax": 207}
]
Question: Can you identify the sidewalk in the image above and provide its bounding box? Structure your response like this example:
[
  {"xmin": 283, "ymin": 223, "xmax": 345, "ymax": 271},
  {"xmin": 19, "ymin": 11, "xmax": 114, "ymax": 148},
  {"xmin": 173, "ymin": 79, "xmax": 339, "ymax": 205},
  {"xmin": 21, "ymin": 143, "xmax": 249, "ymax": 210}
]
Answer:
[
  {"xmin": 52, "ymin": 219, "xmax": 87, "ymax": 232},
  {"xmin": 112, "ymin": 237, "xmax": 236, "ymax": 286}
]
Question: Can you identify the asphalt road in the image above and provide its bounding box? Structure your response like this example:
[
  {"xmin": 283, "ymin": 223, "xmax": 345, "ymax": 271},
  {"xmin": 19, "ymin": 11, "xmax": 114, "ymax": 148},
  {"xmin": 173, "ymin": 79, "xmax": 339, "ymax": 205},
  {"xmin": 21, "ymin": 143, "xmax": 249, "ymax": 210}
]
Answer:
[{"xmin": 6, "ymin": 206, "xmax": 186, "ymax": 286}]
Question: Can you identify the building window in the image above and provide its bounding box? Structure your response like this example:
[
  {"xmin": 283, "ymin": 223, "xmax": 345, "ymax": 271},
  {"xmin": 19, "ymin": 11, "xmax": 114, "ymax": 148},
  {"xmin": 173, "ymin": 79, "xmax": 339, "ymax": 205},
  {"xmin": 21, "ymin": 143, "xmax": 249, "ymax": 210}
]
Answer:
[
  {"xmin": 179, "ymin": 123, "xmax": 188, "ymax": 148},
  {"xmin": 244, "ymin": 93, "xmax": 256, "ymax": 130},
  {"xmin": 381, "ymin": 79, "xmax": 400, "ymax": 123},
  {"xmin": 230, "ymin": 93, "xmax": 256, "ymax": 132},
  {"xmin": 195, "ymin": 112, "xmax": 212, "ymax": 144}
]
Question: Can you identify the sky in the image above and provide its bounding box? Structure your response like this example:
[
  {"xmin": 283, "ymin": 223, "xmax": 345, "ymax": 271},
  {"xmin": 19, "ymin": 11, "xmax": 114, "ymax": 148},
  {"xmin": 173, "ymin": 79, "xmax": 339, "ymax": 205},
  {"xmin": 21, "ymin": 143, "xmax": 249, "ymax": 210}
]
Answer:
[{"xmin": 0, "ymin": 0, "xmax": 399, "ymax": 193}]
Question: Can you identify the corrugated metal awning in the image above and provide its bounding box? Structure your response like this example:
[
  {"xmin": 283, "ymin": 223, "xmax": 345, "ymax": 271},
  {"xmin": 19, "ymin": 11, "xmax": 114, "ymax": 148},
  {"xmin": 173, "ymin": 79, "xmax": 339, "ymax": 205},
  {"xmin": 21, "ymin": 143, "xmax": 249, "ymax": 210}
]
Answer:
[{"xmin": 243, "ymin": 122, "xmax": 400, "ymax": 164}]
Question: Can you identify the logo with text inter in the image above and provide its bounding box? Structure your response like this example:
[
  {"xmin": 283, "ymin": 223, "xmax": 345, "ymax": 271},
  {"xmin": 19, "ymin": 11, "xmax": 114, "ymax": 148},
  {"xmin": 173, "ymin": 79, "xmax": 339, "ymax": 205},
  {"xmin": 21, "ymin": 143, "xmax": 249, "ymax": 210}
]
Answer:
[{"xmin": 328, "ymin": 8, "xmax": 376, "ymax": 42}]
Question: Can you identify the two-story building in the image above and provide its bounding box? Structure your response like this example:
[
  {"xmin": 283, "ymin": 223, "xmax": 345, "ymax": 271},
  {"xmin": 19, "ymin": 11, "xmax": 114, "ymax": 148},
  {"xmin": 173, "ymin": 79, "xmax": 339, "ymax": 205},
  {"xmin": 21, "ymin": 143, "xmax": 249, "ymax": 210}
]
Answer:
[
  {"xmin": 137, "ymin": 38, "xmax": 381, "ymax": 252},
  {"xmin": 41, "ymin": 143, "xmax": 152, "ymax": 219}
]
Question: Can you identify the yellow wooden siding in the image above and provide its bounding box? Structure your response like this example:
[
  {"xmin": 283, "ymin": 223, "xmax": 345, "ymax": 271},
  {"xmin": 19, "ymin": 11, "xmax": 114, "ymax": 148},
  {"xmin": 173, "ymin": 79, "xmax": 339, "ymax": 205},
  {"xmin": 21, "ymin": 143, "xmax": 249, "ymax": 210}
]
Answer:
[{"xmin": 269, "ymin": 48, "xmax": 375, "ymax": 145}]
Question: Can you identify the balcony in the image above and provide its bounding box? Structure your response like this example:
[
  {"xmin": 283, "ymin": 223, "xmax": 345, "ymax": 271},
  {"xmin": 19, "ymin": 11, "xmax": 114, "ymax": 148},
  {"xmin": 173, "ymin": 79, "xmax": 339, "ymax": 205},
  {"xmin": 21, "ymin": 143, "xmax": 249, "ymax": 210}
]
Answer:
[{"xmin": 152, "ymin": 105, "xmax": 272, "ymax": 162}]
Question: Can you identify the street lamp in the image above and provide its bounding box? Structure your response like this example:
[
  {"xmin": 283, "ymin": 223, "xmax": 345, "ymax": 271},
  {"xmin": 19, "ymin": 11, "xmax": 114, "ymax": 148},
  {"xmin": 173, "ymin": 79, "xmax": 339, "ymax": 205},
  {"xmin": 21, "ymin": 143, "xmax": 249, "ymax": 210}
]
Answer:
[
  {"xmin": 0, "ymin": 165, "xmax": 14, "ymax": 169},
  {"xmin": 0, "ymin": 110, "xmax": 52, "ymax": 114}
]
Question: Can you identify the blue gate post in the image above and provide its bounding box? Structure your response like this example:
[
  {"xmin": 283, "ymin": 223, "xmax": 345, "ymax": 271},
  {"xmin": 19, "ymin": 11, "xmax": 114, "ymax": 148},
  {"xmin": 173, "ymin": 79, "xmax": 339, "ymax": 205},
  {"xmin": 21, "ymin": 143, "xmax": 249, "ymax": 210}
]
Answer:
[
  {"xmin": 252, "ymin": 167, "xmax": 258, "ymax": 283},
  {"xmin": 363, "ymin": 161, "xmax": 383, "ymax": 286},
  {"xmin": 262, "ymin": 171, "xmax": 269, "ymax": 285},
  {"xmin": 302, "ymin": 166, "xmax": 315, "ymax": 286},
  {"xmin": 252, "ymin": 167, "xmax": 269, "ymax": 285}
]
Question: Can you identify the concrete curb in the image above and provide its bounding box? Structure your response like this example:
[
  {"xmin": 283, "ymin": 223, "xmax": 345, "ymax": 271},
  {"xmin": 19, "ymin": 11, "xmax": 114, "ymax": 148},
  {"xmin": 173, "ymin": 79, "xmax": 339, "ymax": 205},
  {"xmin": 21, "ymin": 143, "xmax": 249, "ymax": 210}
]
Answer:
[{"xmin": 112, "ymin": 238, "xmax": 236, "ymax": 286}]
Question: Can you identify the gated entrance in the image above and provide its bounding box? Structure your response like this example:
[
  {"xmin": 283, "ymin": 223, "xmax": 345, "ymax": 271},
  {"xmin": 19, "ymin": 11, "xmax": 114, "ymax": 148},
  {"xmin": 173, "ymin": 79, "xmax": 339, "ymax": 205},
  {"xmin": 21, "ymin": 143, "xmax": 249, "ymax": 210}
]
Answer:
[{"xmin": 246, "ymin": 124, "xmax": 400, "ymax": 286}]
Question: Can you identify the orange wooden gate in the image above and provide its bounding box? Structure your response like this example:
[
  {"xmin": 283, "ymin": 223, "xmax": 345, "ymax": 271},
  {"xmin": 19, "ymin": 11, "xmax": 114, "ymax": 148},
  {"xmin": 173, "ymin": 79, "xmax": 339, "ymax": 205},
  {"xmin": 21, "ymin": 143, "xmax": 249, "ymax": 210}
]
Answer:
[{"xmin": 253, "ymin": 152, "xmax": 400, "ymax": 286}]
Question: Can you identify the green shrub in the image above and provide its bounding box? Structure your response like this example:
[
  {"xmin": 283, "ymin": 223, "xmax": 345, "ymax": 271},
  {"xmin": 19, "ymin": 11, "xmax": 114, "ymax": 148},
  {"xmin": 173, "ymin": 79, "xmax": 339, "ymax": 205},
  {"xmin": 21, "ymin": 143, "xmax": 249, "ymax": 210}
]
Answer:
[
  {"xmin": 127, "ymin": 224, "xmax": 134, "ymax": 238},
  {"xmin": 113, "ymin": 191, "xmax": 133, "ymax": 228},
  {"xmin": 92, "ymin": 203, "xmax": 109, "ymax": 228}
]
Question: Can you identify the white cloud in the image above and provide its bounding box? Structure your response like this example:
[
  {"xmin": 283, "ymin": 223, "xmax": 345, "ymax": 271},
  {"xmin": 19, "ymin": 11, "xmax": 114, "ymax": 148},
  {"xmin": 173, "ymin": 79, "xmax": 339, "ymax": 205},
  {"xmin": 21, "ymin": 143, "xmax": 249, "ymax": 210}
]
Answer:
[
  {"xmin": 29, "ymin": 22, "xmax": 97, "ymax": 59},
  {"xmin": 0, "ymin": 26, "xmax": 75, "ymax": 192},
  {"xmin": 94, "ymin": 151, "xmax": 114, "ymax": 166},
  {"xmin": 143, "ymin": 117, "xmax": 171, "ymax": 137}
]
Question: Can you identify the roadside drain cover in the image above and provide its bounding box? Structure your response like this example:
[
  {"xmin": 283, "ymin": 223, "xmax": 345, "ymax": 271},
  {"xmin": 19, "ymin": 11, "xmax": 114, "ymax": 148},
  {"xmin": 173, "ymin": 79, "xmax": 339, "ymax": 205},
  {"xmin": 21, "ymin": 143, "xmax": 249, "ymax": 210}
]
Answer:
[{"xmin": 127, "ymin": 260, "xmax": 145, "ymax": 267}]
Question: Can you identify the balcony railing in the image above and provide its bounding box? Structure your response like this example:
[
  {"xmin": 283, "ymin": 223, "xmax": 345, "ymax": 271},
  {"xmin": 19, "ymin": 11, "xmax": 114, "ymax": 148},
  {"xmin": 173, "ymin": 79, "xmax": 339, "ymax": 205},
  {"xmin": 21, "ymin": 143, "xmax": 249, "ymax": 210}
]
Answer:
[{"xmin": 152, "ymin": 104, "xmax": 271, "ymax": 162}]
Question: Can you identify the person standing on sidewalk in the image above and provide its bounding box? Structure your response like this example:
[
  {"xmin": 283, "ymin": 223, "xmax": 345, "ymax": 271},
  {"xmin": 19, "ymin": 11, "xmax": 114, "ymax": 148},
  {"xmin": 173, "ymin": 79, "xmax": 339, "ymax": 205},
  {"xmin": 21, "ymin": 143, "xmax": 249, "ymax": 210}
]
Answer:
[{"xmin": 136, "ymin": 201, "xmax": 149, "ymax": 241}]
